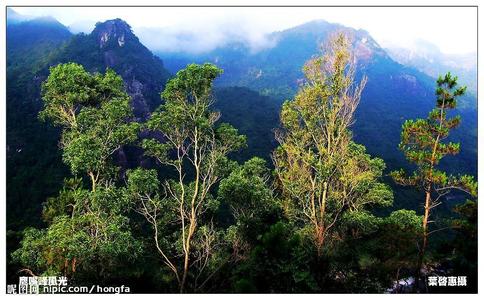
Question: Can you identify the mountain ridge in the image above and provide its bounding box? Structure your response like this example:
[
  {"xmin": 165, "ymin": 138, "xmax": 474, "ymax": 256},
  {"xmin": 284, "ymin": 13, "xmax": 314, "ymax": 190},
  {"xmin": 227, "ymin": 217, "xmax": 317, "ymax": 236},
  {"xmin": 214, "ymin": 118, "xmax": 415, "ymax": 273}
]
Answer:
[
  {"xmin": 156, "ymin": 18, "xmax": 477, "ymax": 182},
  {"xmin": 6, "ymin": 15, "xmax": 477, "ymax": 229}
]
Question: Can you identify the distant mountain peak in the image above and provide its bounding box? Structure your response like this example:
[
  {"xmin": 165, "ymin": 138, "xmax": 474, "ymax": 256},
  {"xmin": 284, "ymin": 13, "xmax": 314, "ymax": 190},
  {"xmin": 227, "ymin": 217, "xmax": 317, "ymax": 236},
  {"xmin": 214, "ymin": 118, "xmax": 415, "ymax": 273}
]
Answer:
[
  {"xmin": 92, "ymin": 18, "xmax": 133, "ymax": 48},
  {"xmin": 273, "ymin": 19, "xmax": 388, "ymax": 63}
]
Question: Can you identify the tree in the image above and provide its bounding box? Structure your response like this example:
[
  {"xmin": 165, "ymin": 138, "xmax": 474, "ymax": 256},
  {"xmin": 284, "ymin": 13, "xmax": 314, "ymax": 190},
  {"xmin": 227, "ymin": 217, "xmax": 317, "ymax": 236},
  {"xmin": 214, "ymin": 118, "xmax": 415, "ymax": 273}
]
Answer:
[
  {"xmin": 448, "ymin": 199, "xmax": 477, "ymax": 292},
  {"xmin": 273, "ymin": 32, "xmax": 392, "ymax": 256},
  {"xmin": 128, "ymin": 63, "xmax": 246, "ymax": 292},
  {"xmin": 13, "ymin": 63, "xmax": 142, "ymax": 281},
  {"xmin": 391, "ymin": 72, "xmax": 477, "ymax": 286},
  {"xmin": 219, "ymin": 157, "xmax": 280, "ymax": 238},
  {"xmin": 218, "ymin": 157, "xmax": 281, "ymax": 264}
]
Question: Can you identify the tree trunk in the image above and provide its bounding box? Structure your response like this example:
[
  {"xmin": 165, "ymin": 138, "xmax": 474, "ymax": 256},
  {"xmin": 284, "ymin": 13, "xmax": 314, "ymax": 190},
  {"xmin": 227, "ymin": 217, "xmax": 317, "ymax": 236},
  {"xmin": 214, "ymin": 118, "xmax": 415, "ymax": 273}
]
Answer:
[
  {"xmin": 315, "ymin": 226, "xmax": 325, "ymax": 257},
  {"xmin": 315, "ymin": 182, "xmax": 328, "ymax": 257},
  {"xmin": 180, "ymin": 220, "xmax": 196, "ymax": 293},
  {"xmin": 88, "ymin": 171, "xmax": 96, "ymax": 192},
  {"xmin": 416, "ymin": 188, "xmax": 431, "ymax": 291}
]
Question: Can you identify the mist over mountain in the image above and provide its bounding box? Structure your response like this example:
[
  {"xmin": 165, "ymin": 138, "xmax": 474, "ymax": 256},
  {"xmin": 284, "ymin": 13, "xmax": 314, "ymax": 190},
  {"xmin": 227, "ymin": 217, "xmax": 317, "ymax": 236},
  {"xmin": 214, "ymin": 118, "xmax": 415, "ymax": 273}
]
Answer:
[
  {"xmin": 7, "ymin": 14, "xmax": 72, "ymax": 73},
  {"xmin": 6, "ymin": 9, "xmax": 478, "ymax": 293},
  {"xmin": 7, "ymin": 10, "xmax": 477, "ymax": 221},
  {"xmin": 157, "ymin": 19, "xmax": 477, "ymax": 179},
  {"xmin": 6, "ymin": 7, "xmax": 31, "ymax": 24},
  {"xmin": 386, "ymin": 39, "xmax": 477, "ymax": 95},
  {"xmin": 7, "ymin": 12, "xmax": 477, "ymax": 220},
  {"xmin": 136, "ymin": 20, "xmax": 278, "ymax": 54}
]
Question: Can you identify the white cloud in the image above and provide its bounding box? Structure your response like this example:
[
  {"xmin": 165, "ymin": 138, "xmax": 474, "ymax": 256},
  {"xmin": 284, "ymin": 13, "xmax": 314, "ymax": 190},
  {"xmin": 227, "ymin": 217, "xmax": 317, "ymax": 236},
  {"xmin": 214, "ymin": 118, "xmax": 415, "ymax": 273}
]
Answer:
[
  {"xmin": 12, "ymin": 6, "xmax": 477, "ymax": 55},
  {"xmin": 136, "ymin": 14, "xmax": 278, "ymax": 54}
]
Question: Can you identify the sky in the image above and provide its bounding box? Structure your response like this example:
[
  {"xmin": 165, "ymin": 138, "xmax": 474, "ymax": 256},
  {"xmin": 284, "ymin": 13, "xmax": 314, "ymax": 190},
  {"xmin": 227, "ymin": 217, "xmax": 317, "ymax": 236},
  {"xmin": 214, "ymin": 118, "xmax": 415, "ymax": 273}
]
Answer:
[{"xmin": 12, "ymin": 7, "xmax": 477, "ymax": 55}]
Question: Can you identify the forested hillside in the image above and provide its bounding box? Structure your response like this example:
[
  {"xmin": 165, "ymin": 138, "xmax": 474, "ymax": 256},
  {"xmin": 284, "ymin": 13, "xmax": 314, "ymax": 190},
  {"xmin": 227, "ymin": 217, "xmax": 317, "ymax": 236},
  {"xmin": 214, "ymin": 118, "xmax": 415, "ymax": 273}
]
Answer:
[
  {"xmin": 158, "ymin": 20, "xmax": 477, "ymax": 178},
  {"xmin": 159, "ymin": 19, "xmax": 477, "ymax": 216},
  {"xmin": 7, "ymin": 16, "xmax": 73, "ymax": 231},
  {"xmin": 6, "ymin": 11, "xmax": 478, "ymax": 293}
]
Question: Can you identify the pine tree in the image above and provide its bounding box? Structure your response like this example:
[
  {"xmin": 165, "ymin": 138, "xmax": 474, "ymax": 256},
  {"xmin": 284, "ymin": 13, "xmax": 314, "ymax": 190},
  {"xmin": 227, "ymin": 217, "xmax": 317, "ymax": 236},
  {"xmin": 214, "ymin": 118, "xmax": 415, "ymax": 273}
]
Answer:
[{"xmin": 391, "ymin": 72, "xmax": 477, "ymax": 287}]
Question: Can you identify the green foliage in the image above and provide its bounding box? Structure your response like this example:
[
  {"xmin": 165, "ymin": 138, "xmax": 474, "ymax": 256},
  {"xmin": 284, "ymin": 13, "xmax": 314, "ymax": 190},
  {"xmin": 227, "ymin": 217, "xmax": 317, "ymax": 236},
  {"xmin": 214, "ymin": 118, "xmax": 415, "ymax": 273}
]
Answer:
[
  {"xmin": 64, "ymin": 97, "xmax": 140, "ymax": 176},
  {"xmin": 13, "ymin": 64, "xmax": 142, "ymax": 283},
  {"xmin": 6, "ymin": 18, "xmax": 478, "ymax": 292},
  {"xmin": 385, "ymin": 209, "xmax": 423, "ymax": 231},
  {"xmin": 42, "ymin": 177, "xmax": 86, "ymax": 224},
  {"xmin": 143, "ymin": 64, "xmax": 246, "ymax": 170},
  {"xmin": 322, "ymin": 209, "xmax": 423, "ymax": 292},
  {"xmin": 133, "ymin": 63, "xmax": 247, "ymax": 292},
  {"xmin": 390, "ymin": 72, "xmax": 477, "ymax": 289},
  {"xmin": 274, "ymin": 33, "xmax": 393, "ymax": 255},
  {"xmin": 218, "ymin": 157, "xmax": 277, "ymax": 221},
  {"xmin": 126, "ymin": 168, "xmax": 159, "ymax": 195},
  {"xmin": 450, "ymin": 200, "xmax": 477, "ymax": 273},
  {"xmin": 230, "ymin": 222, "xmax": 318, "ymax": 293},
  {"xmin": 11, "ymin": 228, "xmax": 50, "ymax": 274},
  {"xmin": 39, "ymin": 63, "xmax": 140, "ymax": 180},
  {"xmin": 342, "ymin": 211, "xmax": 381, "ymax": 235},
  {"xmin": 161, "ymin": 23, "xmax": 478, "ymax": 206},
  {"xmin": 219, "ymin": 157, "xmax": 282, "ymax": 256},
  {"xmin": 391, "ymin": 72, "xmax": 475, "ymax": 193},
  {"xmin": 431, "ymin": 199, "xmax": 478, "ymax": 292},
  {"xmin": 13, "ymin": 183, "xmax": 143, "ymax": 280},
  {"xmin": 40, "ymin": 63, "xmax": 124, "ymax": 126}
]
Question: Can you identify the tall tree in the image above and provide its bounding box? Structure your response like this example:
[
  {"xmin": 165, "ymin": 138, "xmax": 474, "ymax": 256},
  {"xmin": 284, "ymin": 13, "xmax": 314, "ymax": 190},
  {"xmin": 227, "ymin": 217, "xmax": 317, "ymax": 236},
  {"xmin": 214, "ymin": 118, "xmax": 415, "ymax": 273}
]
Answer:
[
  {"xmin": 391, "ymin": 72, "xmax": 477, "ymax": 286},
  {"xmin": 273, "ymin": 33, "xmax": 392, "ymax": 256},
  {"xmin": 128, "ymin": 63, "xmax": 246, "ymax": 292},
  {"xmin": 13, "ymin": 63, "xmax": 142, "ymax": 280}
]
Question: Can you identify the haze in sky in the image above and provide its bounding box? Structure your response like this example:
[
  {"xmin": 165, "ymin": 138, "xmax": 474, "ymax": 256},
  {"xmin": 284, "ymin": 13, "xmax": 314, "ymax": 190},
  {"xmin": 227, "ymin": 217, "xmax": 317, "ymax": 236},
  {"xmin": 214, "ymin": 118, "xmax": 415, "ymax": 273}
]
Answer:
[{"xmin": 12, "ymin": 7, "xmax": 477, "ymax": 55}]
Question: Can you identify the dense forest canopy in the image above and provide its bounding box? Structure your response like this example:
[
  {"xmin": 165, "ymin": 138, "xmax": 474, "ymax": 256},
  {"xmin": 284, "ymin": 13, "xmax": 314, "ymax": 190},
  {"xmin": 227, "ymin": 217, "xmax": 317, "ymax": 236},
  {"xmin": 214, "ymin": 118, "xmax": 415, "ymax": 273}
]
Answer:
[{"xmin": 6, "ymin": 13, "xmax": 478, "ymax": 294}]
